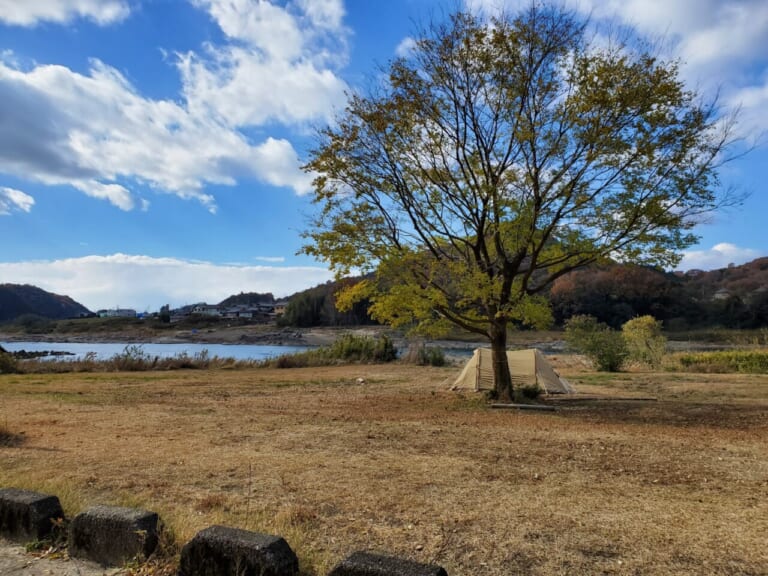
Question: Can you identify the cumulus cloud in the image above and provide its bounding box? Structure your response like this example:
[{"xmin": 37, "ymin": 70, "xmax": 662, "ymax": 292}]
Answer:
[
  {"xmin": 0, "ymin": 0, "xmax": 130, "ymax": 26},
  {"xmin": 0, "ymin": 187, "xmax": 35, "ymax": 215},
  {"xmin": 727, "ymin": 78, "xmax": 768, "ymax": 137},
  {"xmin": 0, "ymin": 0, "xmax": 348, "ymax": 211},
  {"xmin": 0, "ymin": 254, "xmax": 334, "ymax": 311},
  {"xmin": 677, "ymin": 242, "xmax": 762, "ymax": 271},
  {"xmin": 180, "ymin": 0, "xmax": 348, "ymax": 128},
  {"xmin": 0, "ymin": 56, "xmax": 320, "ymax": 210}
]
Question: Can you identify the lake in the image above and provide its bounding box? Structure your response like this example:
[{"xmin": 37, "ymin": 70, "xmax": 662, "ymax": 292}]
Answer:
[{"xmin": 0, "ymin": 341, "xmax": 310, "ymax": 361}]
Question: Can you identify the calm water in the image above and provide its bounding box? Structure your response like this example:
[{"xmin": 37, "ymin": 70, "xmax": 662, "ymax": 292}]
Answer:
[{"xmin": 0, "ymin": 341, "xmax": 310, "ymax": 361}]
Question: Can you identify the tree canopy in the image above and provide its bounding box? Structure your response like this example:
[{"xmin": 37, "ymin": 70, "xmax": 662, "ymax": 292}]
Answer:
[{"xmin": 302, "ymin": 3, "xmax": 738, "ymax": 400}]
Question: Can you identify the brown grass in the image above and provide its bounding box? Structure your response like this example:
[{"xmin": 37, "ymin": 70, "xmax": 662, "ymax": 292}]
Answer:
[{"xmin": 1, "ymin": 360, "xmax": 766, "ymax": 575}]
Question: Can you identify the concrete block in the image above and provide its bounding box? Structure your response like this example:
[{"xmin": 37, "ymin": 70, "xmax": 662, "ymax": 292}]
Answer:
[
  {"xmin": 0, "ymin": 488, "xmax": 64, "ymax": 542},
  {"xmin": 179, "ymin": 525, "xmax": 298, "ymax": 576},
  {"xmin": 328, "ymin": 551, "xmax": 448, "ymax": 576},
  {"xmin": 68, "ymin": 505, "xmax": 158, "ymax": 566}
]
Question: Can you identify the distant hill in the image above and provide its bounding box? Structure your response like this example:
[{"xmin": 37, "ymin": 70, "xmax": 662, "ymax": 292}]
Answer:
[
  {"xmin": 550, "ymin": 257, "xmax": 768, "ymax": 329},
  {"xmin": 218, "ymin": 291, "xmax": 275, "ymax": 307},
  {"xmin": 277, "ymin": 259, "xmax": 768, "ymax": 330},
  {"xmin": 680, "ymin": 257, "xmax": 768, "ymax": 298},
  {"xmin": 0, "ymin": 284, "xmax": 92, "ymax": 323}
]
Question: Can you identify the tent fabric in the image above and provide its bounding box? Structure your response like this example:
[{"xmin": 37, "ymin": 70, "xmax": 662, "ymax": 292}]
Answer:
[{"xmin": 450, "ymin": 348, "xmax": 574, "ymax": 394}]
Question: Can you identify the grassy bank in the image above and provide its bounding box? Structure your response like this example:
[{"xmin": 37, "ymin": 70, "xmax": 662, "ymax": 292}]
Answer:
[{"xmin": 1, "ymin": 363, "xmax": 766, "ymax": 575}]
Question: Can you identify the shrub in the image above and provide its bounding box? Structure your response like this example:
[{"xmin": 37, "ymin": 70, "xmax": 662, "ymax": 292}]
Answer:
[
  {"xmin": 402, "ymin": 342, "xmax": 446, "ymax": 366},
  {"xmin": 108, "ymin": 345, "xmax": 155, "ymax": 371},
  {"xmin": 565, "ymin": 314, "xmax": 628, "ymax": 372},
  {"xmin": 0, "ymin": 350, "xmax": 18, "ymax": 374},
  {"xmin": 328, "ymin": 333, "xmax": 397, "ymax": 362},
  {"xmin": 622, "ymin": 315, "xmax": 666, "ymax": 368},
  {"xmin": 264, "ymin": 334, "xmax": 398, "ymax": 368}
]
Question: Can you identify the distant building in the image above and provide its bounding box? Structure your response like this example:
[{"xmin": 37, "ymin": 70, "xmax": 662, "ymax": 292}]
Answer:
[
  {"xmin": 712, "ymin": 288, "xmax": 731, "ymax": 301},
  {"xmin": 192, "ymin": 304, "xmax": 221, "ymax": 316},
  {"xmin": 273, "ymin": 301, "xmax": 289, "ymax": 316},
  {"xmin": 97, "ymin": 308, "xmax": 137, "ymax": 318}
]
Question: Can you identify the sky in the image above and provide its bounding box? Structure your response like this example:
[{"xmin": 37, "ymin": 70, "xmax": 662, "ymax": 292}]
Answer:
[{"xmin": 0, "ymin": 0, "xmax": 766, "ymax": 312}]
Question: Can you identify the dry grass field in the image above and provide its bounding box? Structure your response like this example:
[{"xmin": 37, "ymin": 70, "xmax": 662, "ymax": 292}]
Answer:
[{"xmin": 1, "ymin": 359, "xmax": 766, "ymax": 575}]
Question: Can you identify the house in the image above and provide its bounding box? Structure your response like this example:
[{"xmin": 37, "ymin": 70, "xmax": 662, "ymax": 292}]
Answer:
[
  {"xmin": 273, "ymin": 301, "xmax": 289, "ymax": 316},
  {"xmin": 712, "ymin": 288, "xmax": 731, "ymax": 301},
  {"xmin": 97, "ymin": 308, "xmax": 137, "ymax": 318},
  {"xmin": 192, "ymin": 304, "xmax": 221, "ymax": 316}
]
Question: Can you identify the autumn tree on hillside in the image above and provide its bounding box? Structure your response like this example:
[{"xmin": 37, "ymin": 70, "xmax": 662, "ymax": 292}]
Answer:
[
  {"xmin": 302, "ymin": 4, "xmax": 739, "ymax": 401},
  {"xmin": 549, "ymin": 265, "xmax": 676, "ymax": 326}
]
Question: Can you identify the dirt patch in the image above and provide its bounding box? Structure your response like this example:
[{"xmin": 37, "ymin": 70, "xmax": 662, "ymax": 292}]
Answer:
[{"xmin": 0, "ymin": 540, "xmax": 122, "ymax": 576}]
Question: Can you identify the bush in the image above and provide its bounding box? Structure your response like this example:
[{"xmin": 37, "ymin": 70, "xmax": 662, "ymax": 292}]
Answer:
[
  {"xmin": 402, "ymin": 343, "xmax": 446, "ymax": 366},
  {"xmin": 328, "ymin": 333, "xmax": 398, "ymax": 362},
  {"xmin": 264, "ymin": 334, "xmax": 398, "ymax": 368},
  {"xmin": 108, "ymin": 345, "xmax": 156, "ymax": 371},
  {"xmin": 565, "ymin": 314, "xmax": 628, "ymax": 372},
  {"xmin": 419, "ymin": 346, "xmax": 446, "ymax": 367},
  {"xmin": 0, "ymin": 350, "xmax": 17, "ymax": 374},
  {"xmin": 622, "ymin": 315, "xmax": 666, "ymax": 368}
]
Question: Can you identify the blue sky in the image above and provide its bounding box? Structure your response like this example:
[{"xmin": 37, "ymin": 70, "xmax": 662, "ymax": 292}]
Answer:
[{"xmin": 0, "ymin": 0, "xmax": 766, "ymax": 312}]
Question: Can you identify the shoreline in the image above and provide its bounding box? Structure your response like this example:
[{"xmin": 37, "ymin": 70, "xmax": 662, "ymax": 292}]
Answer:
[
  {"xmin": 0, "ymin": 326, "xmax": 399, "ymax": 348},
  {"xmin": 0, "ymin": 326, "xmax": 492, "ymax": 359}
]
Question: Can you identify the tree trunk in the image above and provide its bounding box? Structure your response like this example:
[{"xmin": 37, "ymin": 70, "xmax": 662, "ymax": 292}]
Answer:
[{"xmin": 490, "ymin": 321, "xmax": 513, "ymax": 402}]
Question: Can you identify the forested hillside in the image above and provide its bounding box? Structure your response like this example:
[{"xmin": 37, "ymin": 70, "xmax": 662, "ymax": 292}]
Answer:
[
  {"xmin": 0, "ymin": 284, "xmax": 92, "ymax": 323},
  {"xmin": 550, "ymin": 259, "xmax": 768, "ymax": 329},
  {"xmin": 218, "ymin": 292, "xmax": 275, "ymax": 307},
  {"xmin": 280, "ymin": 278, "xmax": 376, "ymax": 327},
  {"xmin": 280, "ymin": 259, "xmax": 768, "ymax": 330}
]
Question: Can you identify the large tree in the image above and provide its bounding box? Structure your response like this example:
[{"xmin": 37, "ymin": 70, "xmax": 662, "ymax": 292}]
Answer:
[{"xmin": 302, "ymin": 4, "xmax": 738, "ymax": 401}]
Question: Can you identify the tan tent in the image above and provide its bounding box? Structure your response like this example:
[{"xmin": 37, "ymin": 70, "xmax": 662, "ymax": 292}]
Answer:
[{"xmin": 450, "ymin": 348, "xmax": 574, "ymax": 394}]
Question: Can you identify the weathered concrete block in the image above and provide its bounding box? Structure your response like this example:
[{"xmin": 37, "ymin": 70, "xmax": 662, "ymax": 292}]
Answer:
[
  {"xmin": 328, "ymin": 551, "xmax": 448, "ymax": 576},
  {"xmin": 68, "ymin": 505, "xmax": 158, "ymax": 566},
  {"xmin": 0, "ymin": 488, "xmax": 64, "ymax": 542},
  {"xmin": 179, "ymin": 525, "xmax": 298, "ymax": 576}
]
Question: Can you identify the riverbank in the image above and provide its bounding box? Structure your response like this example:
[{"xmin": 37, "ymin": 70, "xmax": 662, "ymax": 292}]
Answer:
[
  {"xmin": 0, "ymin": 325, "xmax": 353, "ymax": 347},
  {"xmin": 0, "ymin": 324, "xmax": 503, "ymax": 352}
]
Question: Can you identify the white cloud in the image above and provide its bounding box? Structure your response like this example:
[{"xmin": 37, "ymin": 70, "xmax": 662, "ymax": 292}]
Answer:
[
  {"xmin": 193, "ymin": 0, "xmax": 305, "ymax": 60},
  {"xmin": 0, "ymin": 0, "xmax": 350, "ymax": 211},
  {"xmin": 72, "ymin": 180, "xmax": 134, "ymax": 211},
  {"xmin": 0, "ymin": 254, "xmax": 334, "ymax": 311},
  {"xmin": 0, "ymin": 187, "xmax": 35, "ymax": 214},
  {"xmin": 297, "ymin": 0, "xmax": 345, "ymax": 30},
  {"xmin": 0, "ymin": 0, "xmax": 130, "ymax": 26},
  {"xmin": 0, "ymin": 56, "xmax": 317, "ymax": 210},
  {"xmin": 180, "ymin": 0, "xmax": 348, "ymax": 128},
  {"xmin": 396, "ymin": 37, "xmax": 417, "ymax": 58},
  {"xmin": 677, "ymin": 242, "xmax": 761, "ymax": 271},
  {"xmin": 727, "ymin": 76, "xmax": 768, "ymax": 136}
]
